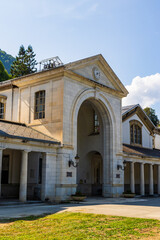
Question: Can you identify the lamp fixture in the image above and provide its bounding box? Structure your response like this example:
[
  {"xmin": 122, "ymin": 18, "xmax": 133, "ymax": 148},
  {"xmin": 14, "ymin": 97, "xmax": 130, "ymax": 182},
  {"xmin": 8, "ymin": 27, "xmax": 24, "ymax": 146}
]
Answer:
[
  {"xmin": 68, "ymin": 154, "xmax": 80, "ymax": 168},
  {"xmin": 117, "ymin": 160, "xmax": 127, "ymax": 171}
]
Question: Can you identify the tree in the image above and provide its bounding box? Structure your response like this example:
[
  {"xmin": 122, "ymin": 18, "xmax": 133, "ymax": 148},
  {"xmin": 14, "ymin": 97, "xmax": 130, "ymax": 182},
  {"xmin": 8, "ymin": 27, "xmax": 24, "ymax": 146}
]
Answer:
[
  {"xmin": 0, "ymin": 49, "xmax": 15, "ymax": 73},
  {"xmin": 0, "ymin": 61, "xmax": 11, "ymax": 81},
  {"xmin": 25, "ymin": 45, "xmax": 37, "ymax": 74},
  {"xmin": 11, "ymin": 45, "xmax": 37, "ymax": 77},
  {"xmin": 144, "ymin": 107, "xmax": 159, "ymax": 126}
]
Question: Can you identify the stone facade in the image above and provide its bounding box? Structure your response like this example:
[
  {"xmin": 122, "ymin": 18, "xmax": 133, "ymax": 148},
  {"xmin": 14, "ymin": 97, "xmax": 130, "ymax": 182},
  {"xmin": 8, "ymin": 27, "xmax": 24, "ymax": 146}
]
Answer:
[
  {"xmin": 122, "ymin": 104, "xmax": 160, "ymax": 195},
  {"xmin": 4, "ymin": 54, "xmax": 159, "ymax": 202}
]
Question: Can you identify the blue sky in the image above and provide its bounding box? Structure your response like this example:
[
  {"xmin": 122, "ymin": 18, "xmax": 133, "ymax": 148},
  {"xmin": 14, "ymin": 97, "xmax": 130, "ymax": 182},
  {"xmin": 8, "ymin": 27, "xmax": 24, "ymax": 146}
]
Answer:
[{"xmin": 1, "ymin": 0, "xmax": 160, "ymax": 118}]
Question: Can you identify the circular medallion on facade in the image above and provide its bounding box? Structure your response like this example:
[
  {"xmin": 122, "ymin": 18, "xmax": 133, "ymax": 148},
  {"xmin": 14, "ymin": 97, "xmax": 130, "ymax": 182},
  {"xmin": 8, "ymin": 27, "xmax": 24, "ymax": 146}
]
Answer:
[{"xmin": 93, "ymin": 67, "xmax": 100, "ymax": 80}]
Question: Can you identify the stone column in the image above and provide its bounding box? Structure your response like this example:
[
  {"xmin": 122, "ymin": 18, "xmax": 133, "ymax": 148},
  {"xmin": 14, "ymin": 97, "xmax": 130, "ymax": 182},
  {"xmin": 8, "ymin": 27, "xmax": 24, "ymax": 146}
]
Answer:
[
  {"xmin": 140, "ymin": 163, "xmax": 145, "ymax": 196},
  {"xmin": 0, "ymin": 149, "xmax": 3, "ymax": 197},
  {"xmin": 157, "ymin": 165, "xmax": 160, "ymax": 194},
  {"xmin": 130, "ymin": 162, "xmax": 135, "ymax": 193},
  {"xmin": 149, "ymin": 164, "xmax": 154, "ymax": 195},
  {"xmin": 19, "ymin": 150, "xmax": 29, "ymax": 202},
  {"xmin": 41, "ymin": 152, "xmax": 57, "ymax": 202}
]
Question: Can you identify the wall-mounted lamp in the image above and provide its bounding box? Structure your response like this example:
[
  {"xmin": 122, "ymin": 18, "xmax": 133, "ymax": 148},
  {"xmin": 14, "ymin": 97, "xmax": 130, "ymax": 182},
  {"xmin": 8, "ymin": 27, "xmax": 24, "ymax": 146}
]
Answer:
[
  {"xmin": 68, "ymin": 154, "xmax": 80, "ymax": 168},
  {"xmin": 117, "ymin": 160, "xmax": 127, "ymax": 171}
]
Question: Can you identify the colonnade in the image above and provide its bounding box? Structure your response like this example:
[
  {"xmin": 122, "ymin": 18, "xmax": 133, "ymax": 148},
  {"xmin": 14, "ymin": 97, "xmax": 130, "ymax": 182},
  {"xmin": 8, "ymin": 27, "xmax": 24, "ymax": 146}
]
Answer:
[
  {"xmin": 128, "ymin": 161, "xmax": 160, "ymax": 195},
  {"xmin": 0, "ymin": 149, "xmax": 57, "ymax": 202}
]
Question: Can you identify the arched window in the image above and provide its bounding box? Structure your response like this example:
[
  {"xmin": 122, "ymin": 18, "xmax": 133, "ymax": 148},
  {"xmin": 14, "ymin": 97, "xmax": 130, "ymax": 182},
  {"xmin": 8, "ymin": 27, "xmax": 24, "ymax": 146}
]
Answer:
[
  {"xmin": 130, "ymin": 120, "xmax": 142, "ymax": 145},
  {"xmin": 34, "ymin": 90, "xmax": 45, "ymax": 119}
]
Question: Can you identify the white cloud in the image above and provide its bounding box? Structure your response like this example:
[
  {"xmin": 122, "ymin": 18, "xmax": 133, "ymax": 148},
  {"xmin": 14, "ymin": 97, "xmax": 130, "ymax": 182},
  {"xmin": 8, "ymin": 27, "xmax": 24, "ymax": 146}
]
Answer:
[{"xmin": 123, "ymin": 73, "xmax": 160, "ymax": 116}]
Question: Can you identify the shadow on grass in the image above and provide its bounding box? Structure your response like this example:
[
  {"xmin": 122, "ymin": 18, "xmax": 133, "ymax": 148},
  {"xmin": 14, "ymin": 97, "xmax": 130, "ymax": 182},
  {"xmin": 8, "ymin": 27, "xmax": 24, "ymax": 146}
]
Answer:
[
  {"xmin": 0, "ymin": 196, "xmax": 160, "ymax": 224},
  {"xmin": 0, "ymin": 213, "xmax": 53, "ymax": 224},
  {"xmin": 0, "ymin": 204, "xmax": 72, "ymax": 224}
]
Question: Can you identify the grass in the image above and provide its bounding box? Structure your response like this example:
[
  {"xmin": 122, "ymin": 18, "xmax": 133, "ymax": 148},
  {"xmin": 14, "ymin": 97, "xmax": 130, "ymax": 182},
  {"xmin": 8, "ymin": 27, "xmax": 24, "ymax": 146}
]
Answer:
[{"xmin": 0, "ymin": 212, "xmax": 160, "ymax": 239}]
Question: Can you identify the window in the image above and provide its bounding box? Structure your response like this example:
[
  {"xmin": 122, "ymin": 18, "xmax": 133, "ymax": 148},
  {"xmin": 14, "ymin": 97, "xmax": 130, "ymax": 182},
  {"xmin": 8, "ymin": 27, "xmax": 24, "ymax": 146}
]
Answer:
[
  {"xmin": 94, "ymin": 111, "xmax": 100, "ymax": 134},
  {"xmin": 35, "ymin": 90, "xmax": 45, "ymax": 119},
  {"xmin": 0, "ymin": 95, "xmax": 7, "ymax": 119},
  {"xmin": 130, "ymin": 120, "xmax": 142, "ymax": 145},
  {"xmin": 0, "ymin": 102, "xmax": 4, "ymax": 119}
]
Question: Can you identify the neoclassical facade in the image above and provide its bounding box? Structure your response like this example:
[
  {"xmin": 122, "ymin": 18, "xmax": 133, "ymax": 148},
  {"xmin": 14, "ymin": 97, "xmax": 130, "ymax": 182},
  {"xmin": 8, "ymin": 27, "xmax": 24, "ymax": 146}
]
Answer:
[
  {"xmin": 122, "ymin": 104, "xmax": 160, "ymax": 196},
  {"xmin": 0, "ymin": 54, "xmax": 129, "ymax": 201},
  {"xmin": 0, "ymin": 54, "xmax": 159, "ymax": 202}
]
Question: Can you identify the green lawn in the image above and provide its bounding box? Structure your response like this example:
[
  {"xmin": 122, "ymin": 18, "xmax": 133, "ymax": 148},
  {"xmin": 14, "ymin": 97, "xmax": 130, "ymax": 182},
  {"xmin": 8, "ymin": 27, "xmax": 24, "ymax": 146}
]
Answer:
[{"xmin": 0, "ymin": 212, "xmax": 160, "ymax": 239}]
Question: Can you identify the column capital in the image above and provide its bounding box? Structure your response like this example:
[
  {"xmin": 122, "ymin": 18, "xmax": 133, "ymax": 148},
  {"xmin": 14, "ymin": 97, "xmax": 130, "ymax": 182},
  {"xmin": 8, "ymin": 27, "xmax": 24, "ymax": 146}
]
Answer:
[
  {"xmin": 45, "ymin": 152, "xmax": 57, "ymax": 157},
  {"xmin": 0, "ymin": 148, "xmax": 5, "ymax": 151},
  {"xmin": 140, "ymin": 162, "xmax": 145, "ymax": 165},
  {"xmin": 22, "ymin": 150, "xmax": 31, "ymax": 153}
]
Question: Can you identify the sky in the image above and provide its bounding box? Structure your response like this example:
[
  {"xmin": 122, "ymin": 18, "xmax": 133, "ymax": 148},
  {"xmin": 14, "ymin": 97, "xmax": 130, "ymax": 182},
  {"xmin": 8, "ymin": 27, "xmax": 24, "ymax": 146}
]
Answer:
[{"xmin": 0, "ymin": 0, "xmax": 160, "ymax": 118}]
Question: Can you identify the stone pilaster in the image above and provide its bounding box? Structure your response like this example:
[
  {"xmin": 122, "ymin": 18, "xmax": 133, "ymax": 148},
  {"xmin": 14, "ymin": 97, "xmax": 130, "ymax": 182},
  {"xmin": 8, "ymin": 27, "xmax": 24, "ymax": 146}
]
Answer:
[{"xmin": 41, "ymin": 152, "xmax": 57, "ymax": 202}]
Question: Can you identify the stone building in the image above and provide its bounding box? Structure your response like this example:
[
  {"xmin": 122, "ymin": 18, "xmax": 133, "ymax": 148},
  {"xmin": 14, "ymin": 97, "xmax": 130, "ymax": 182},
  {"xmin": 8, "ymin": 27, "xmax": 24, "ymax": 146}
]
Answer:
[
  {"xmin": 122, "ymin": 104, "xmax": 160, "ymax": 195},
  {"xmin": 0, "ymin": 54, "xmax": 159, "ymax": 202}
]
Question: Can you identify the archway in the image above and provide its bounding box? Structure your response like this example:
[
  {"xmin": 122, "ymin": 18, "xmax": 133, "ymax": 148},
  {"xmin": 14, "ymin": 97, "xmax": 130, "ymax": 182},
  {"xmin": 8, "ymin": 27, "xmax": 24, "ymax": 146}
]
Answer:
[
  {"xmin": 77, "ymin": 151, "xmax": 103, "ymax": 196},
  {"xmin": 76, "ymin": 98, "xmax": 112, "ymax": 196}
]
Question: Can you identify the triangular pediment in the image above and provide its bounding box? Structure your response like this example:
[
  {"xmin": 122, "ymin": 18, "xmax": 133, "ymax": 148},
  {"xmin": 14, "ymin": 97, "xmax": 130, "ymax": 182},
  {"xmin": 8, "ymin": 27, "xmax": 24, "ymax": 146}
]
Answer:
[
  {"xmin": 122, "ymin": 104, "xmax": 155, "ymax": 133},
  {"xmin": 65, "ymin": 54, "xmax": 128, "ymax": 97}
]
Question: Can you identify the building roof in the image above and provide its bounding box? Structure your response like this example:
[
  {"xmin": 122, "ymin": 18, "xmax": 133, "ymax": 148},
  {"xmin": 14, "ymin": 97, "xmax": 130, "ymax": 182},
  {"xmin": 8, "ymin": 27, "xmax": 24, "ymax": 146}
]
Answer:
[
  {"xmin": 0, "ymin": 54, "xmax": 128, "ymax": 97},
  {"xmin": 122, "ymin": 104, "xmax": 139, "ymax": 115},
  {"xmin": 0, "ymin": 119, "xmax": 60, "ymax": 144},
  {"xmin": 154, "ymin": 127, "xmax": 160, "ymax": 135},
  {"xmin": 123, "ymin": 144, "xmax": 160, "ymax": 159},
  {"xmin": 122, "ymin": 104, "xmax": 155, "ymax": 133}
]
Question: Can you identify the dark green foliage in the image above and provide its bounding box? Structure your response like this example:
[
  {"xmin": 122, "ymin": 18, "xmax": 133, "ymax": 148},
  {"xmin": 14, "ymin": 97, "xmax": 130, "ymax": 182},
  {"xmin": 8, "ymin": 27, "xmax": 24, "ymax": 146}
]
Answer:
[
  {"xmin": 0, "ymin": 61, "xmax": 11, "ymax": 82},
  {"xmin": 26, "ymin": 45, "xmax": 37, "ymax": 74},
  {"xmin": 144, "ymin": 107, "xmax": 159, "ymax": 126},
  {"xmin": 0, "ymin": 49, "xmax": 15, "ymax": 74},
  {"xmin": 11, "ymin": 45, "xmax": 37, "ymax": 78}
]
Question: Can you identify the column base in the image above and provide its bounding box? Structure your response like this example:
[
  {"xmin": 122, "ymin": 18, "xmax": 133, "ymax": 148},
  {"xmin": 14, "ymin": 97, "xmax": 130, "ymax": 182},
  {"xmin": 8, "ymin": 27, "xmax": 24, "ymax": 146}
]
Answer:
[{"xmin": 103, "ymin": 184, "xmax": 124, "ymax": 198}]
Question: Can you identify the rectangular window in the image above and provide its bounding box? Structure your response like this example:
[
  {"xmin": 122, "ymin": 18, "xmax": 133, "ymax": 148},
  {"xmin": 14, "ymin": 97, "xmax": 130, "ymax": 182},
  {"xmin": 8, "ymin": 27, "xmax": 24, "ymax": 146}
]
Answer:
[
  {"xmin": 0, "ymin": 102, "xmax": 4, "ymax": 119},
  {"xmin": 137, "ymin": 126, "xmax": 141, "ymax": 144},
  {"xmin": 34, "ymin": 91, "xmax": 45, "ymax": 119},
  {"xmin": 94, "ymin": 111, "xmax": 100, "ymax": 134},
  {"xmin": 130, "ymin": 125, "xmax": 133, "ymax": 143}
]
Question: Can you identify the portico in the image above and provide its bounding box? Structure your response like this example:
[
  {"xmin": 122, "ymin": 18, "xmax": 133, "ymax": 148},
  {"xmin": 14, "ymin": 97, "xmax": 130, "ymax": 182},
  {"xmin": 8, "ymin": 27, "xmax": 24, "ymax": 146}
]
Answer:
[
  {"xmin": 124, "ymin": 145, "xmax": 160, "ymax": 196},
  {"xmin": 0, "ymin": 120, "xmax": 60, "ymax": 202}
]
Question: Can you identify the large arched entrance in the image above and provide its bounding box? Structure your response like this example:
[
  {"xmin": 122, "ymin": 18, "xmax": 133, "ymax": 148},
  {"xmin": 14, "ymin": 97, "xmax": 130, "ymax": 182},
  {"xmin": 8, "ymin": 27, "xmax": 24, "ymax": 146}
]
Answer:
[{"xmin": 76, "ymin": 98, "xmax": 111, "ymax": 196}]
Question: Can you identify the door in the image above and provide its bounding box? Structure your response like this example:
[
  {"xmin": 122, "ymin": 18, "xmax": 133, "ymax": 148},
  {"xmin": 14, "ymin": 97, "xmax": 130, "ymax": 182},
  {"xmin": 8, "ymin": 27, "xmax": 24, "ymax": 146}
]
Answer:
[{"xmin": 91, "ymin": 153, "xmax": 102, "ymax": 195}]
